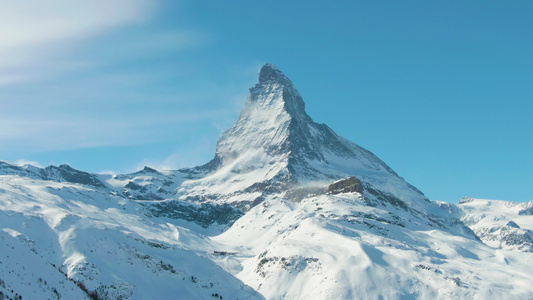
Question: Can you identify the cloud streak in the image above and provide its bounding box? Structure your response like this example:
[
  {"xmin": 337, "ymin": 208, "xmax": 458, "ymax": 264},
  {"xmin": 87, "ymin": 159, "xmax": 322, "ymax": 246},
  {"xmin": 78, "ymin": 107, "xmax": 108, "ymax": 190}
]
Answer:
[
  {"xmin": 0, "ymin": 107, "xmax": 235, "ymax": 152},
  {"xmin": 0, "ymin": 0, "xmax": 152, "ymax": 50},
  {"xmin": 0, "ymin": 0, "xmax": 153, "ymax": 85}
]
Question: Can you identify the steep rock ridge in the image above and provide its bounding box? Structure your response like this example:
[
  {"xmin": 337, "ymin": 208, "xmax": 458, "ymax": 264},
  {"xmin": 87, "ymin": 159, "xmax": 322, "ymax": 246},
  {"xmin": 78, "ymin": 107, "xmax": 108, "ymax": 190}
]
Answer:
[{"xmin": 178, "ymin": 64, "xmax": 428, "ymax": 210}]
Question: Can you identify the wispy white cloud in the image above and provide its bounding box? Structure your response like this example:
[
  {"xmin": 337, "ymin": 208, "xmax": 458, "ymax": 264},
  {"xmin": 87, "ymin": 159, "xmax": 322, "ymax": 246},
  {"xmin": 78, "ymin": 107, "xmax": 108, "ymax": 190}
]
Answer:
[
  {"xmin": 134, "ymin": 136, "xmax": 217, "ymax": 172},
  {"xmin": 0, "ymin": 117, "xmax": 145, "ymax": 151},
  {"xmin": 0, "ymin": 0, "xmax": 154, "ymax": 85},
  {"xmin": 0, "ymin": 106, "xmax": 234, "ymax": 152},
  {"xmin": 0, "ymin": 0, "xmax": 228, "ymax": 155},
  {"xmin": 0, "ymin": 0, "xmax": 152, "ymax": 51},
  {"xmin": 14, "ymin": 159, "xmax": 43, "ymax": 168}
]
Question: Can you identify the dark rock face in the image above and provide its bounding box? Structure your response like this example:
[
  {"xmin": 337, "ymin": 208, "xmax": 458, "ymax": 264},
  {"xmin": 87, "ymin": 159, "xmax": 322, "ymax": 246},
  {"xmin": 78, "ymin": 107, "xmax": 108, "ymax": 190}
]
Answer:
[
  {"xmin": 125, "ymin": 181, "xmax": 144, "ymax": 191},
  {"xmin": 259, "ymin": 63, "xmax": 291, "ymax": 84},
  {"xmin": 0, "ymin": 161, "xmax": 23, "ymax": 172},
  {"xmin": 507, "ymin": 220, "xmax": 521, "ymax": 228},
  {"xmin": 362, "ymin": 184, "xmax": 409, "ymax": 211},
  {"xmin": 327, "ymin": 177, "xmax": 361, "ymax": 195},
  {"xmin": 137, "ymin": 166, "xmax": 159, "ymax": 174},
  {"xmin": 498, "ymin": 227, "xmax": 533, "ymax": 252},
  {"xmin": 145, "ymin": 201, "xmax": 243, "ymax": 229},
  {"xmin": 325, "ymin": 176, "xmax": 410, "ymax": 212}
]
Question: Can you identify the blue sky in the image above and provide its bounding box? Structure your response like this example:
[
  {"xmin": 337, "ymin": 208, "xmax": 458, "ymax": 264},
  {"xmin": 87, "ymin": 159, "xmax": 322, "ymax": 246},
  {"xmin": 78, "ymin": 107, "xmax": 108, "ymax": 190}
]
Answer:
[{"xmin": 1, "ymin": 1, "xmax": 532, "ymax": 203}]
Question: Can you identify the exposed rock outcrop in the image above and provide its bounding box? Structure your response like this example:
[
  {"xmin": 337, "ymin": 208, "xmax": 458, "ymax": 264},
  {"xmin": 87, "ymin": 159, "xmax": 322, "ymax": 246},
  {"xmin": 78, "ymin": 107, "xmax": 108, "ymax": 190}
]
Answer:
[{"xmin": 327, "ymin": 176, "xmax": 361, "ymax": 195}]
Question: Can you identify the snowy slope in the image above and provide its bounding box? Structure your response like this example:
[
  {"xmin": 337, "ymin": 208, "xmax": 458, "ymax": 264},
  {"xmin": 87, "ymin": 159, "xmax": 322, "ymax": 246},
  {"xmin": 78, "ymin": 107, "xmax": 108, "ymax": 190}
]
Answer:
[
  {"xmin": 212, "ymin": 193, "xmax": 533, "ymax": 300},
  {"xmin": 0, "ymin": 229, "xmax": 89, "ymax": 300},
  {"xmin": 0, "ymin": 175, "xmax": 261, "ymax": 300},
  {"xmin": 3, "ymin": 172, "xmax": 532, "ymax": 299}
]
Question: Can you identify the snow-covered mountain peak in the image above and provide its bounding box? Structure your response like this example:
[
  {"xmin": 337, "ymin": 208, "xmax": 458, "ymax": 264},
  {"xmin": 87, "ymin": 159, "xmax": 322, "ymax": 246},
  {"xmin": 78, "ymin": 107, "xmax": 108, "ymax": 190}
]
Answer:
[{"xmin": 180, "ymin": 64, "xmax": 429, "ymax": 211}]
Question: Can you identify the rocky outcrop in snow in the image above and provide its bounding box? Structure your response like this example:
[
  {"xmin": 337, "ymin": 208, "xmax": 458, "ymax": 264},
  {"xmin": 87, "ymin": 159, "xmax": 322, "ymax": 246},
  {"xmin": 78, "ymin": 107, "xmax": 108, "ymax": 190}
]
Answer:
[{"xmin": 327, "ymin": 177, "xmax": 362, "ymax": 194}]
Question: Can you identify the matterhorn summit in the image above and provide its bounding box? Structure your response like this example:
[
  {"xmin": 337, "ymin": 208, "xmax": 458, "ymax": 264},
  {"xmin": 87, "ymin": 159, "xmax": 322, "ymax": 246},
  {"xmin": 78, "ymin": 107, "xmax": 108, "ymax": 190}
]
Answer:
[
  {"xmin": 178, "ymin": 63, "xmax": 428, "ymax": 212},
  {"xmin": 0, "ymin": 63, "xmax": 532, "ymax": 300}
]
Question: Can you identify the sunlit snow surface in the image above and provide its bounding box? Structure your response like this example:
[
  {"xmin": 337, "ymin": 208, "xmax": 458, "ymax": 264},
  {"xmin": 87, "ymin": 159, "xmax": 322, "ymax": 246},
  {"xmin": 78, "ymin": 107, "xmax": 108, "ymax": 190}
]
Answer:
[
  {"xmin": 213, "ymin": 195, "xmax": 533, "ymax": 299},
  {"xmin": 0, "ymin": 176, "xmax": 261, "ymax": 300}
]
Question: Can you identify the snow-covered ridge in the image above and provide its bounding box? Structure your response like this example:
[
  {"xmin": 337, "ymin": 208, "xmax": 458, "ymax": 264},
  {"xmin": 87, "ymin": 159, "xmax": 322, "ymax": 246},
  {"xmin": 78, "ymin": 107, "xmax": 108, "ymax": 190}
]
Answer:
[
  {"xmin": 0, "ymin": 161, "xmax": 106, "ymax": 188},
  {"xmin": 457, "ymin": 198, "xmax": 533, "ymax": 252}
]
